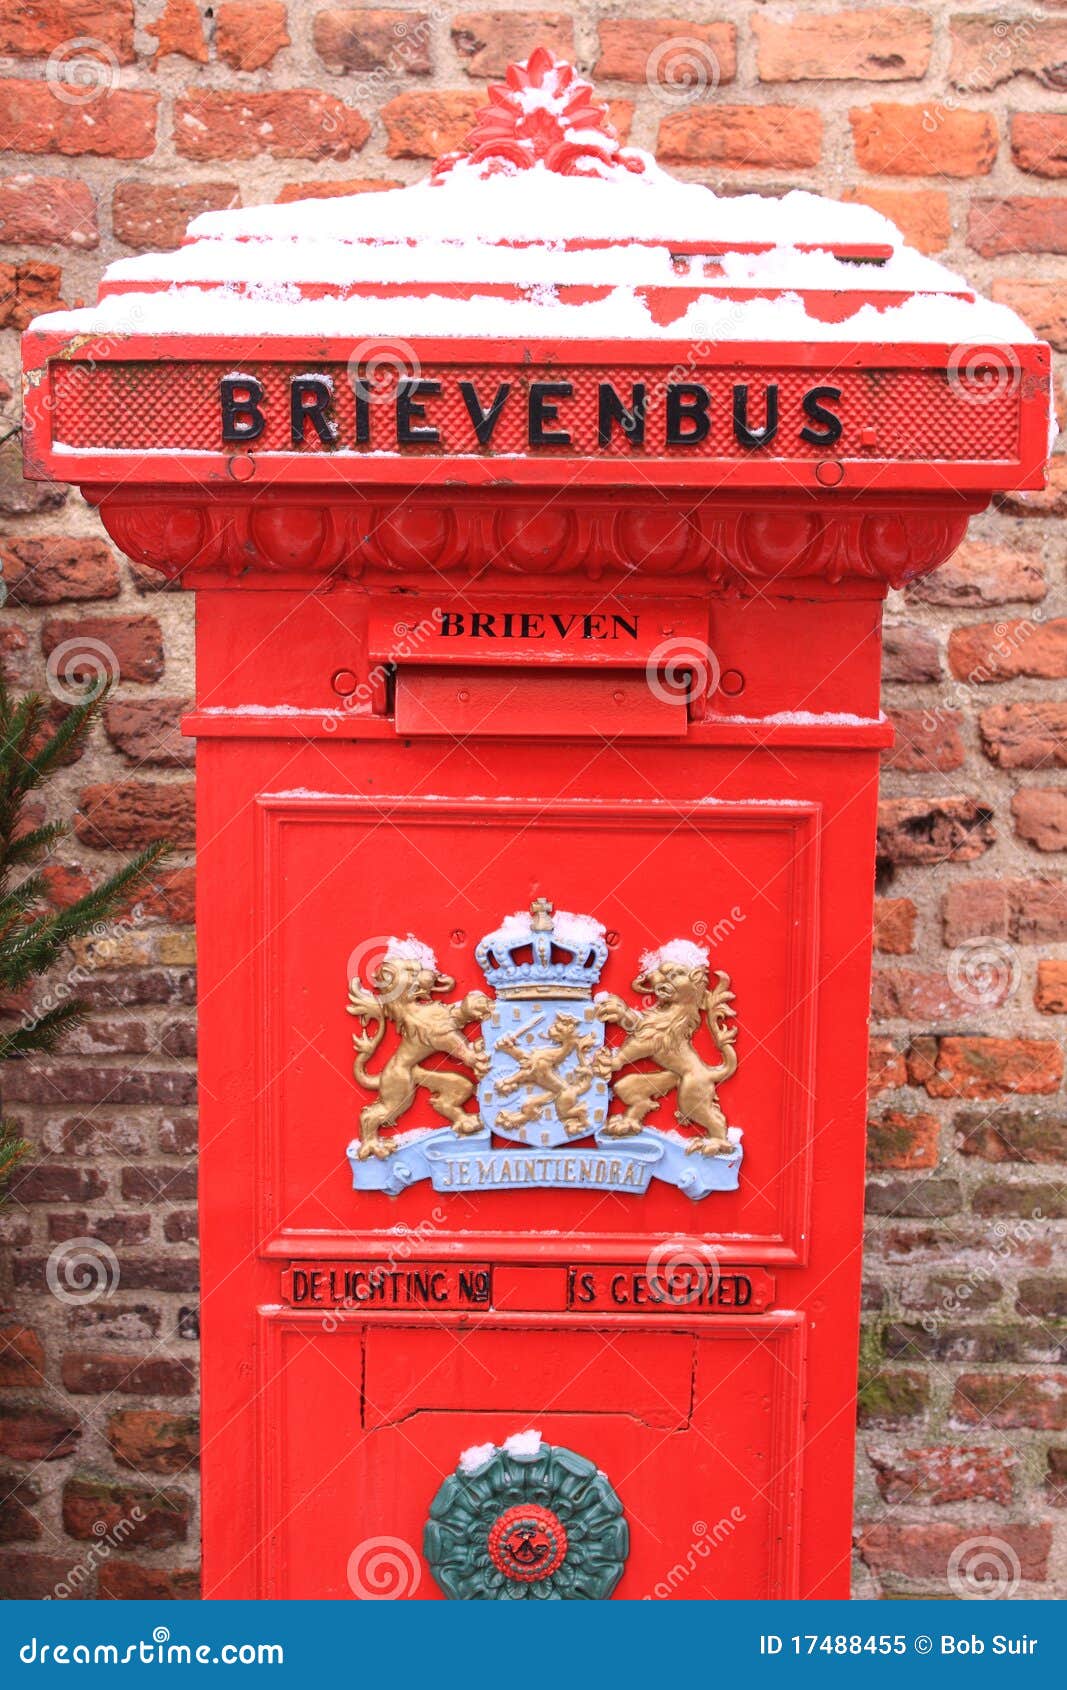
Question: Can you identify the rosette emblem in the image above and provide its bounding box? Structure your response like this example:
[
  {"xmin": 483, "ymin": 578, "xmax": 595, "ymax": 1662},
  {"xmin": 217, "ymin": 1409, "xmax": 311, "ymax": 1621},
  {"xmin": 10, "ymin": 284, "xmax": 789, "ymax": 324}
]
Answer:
[{"xmin": 424, "ymin": 1435, "xmax": 628, "ymax": 1600}]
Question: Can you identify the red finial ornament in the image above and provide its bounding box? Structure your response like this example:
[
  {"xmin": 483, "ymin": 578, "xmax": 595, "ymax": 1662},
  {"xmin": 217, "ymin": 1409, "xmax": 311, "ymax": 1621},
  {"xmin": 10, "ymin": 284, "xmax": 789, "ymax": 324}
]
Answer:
[{"xmin": 432, "ymin": 46, "xmax": 646, "ymax": 181}]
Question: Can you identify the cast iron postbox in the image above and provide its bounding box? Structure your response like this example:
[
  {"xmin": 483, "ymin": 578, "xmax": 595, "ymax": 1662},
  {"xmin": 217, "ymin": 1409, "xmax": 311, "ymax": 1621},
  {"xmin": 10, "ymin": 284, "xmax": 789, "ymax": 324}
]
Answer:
[{"xmin": 22, "ymin": 52, "xmax": 1051, "ymax": 1602}]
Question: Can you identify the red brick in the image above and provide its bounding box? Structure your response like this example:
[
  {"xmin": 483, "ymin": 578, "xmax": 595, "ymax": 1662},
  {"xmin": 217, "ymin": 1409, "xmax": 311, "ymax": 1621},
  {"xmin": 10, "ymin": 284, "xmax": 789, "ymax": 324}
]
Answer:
[
  {"xmin": 0, "ymin": 174, "xmax": 96, "ymax": 249},
  {"xmin": 972, "ymin": 1181, "xmax": 1066, "ymax": 1221},
  {"xmin": 0, "ymin": 1326, "xmax": 45, "ymax": 1388},
  {"xmin": 595, "ymin": 19, "xmax": 736, "ymax": 88},
  {"xmin": 151, "ymin": 0, "xmax": 208, "ymax": 64},
  {"xmin": 314, "ymin": 9, "xmax": 432, "ymax": 75},
  {"xmin": 121, "ymin": 1165, "xmax": 197, "ymax": 1202},
  {"xmin": 1013, "ymin": 788, "xmax": 1067, "ymax": 852},
  {"xmin": 107, "ymin": 1410, "xmax": 199, "ymax": 1473},
  {"xmin": 858, "ymin": 1368, "xmax": 928, "ymax": 1426},
  {"xmin": 905, "ymin": 540, "xmax": 1045, "ymax": 607},
  {"xmin": 0, "ymin": 1471, "xmax": 41, "ymax": 1542},
  {"xmin": 104, "ymin": 698, "xmax": 193, "ymax": 768},
  {"xmin": 41, "ymin": 863, "xmax": 93, "ymax": 909},
  {"xmin": 658, "ymin": 105, "xmax": 822, "ymax": 171},
  {"xmin": 63, "ymin": 1476, "xmax": 190, "ymax": 1548},
  {"xmin": 969, "ymin": 196, "xmax": 1067, "ymax": 258},
  {"xmin": 952, "ymin": 1373, "xmax": 1067, "ymax": 1432},
  {"xmin": 877, "ymin": 797, "xmax": 995, "ymax": 866},
  {"xmin": 98, "ymin": 1562, "xmax": 200, "ymax": 1598},
  {"xmin": 980, "ymin": 703, "xmax": 1067, "ymax": 770},
  {"xmin": 217, "ymin": 0, "xmax": 290, "ymax": 71},
  {"xmin": 112, "ymin": 180, "xmax": 239, "ymax": 251},
  {"xmin": 867, "ymin": 1110, "xmax": 939, "ymax": 1170},
  {"xmin": 869, "ymin": 1036, "xmax": 907, "ymax": 1096},
  {"xmin": 4, "ymin": 1059, "xmax": 197, "ymax": 1107},
  {"xmin": 61, "ymin": 1351, "xmax": 196, "ymax": 1397},
  {"xmin": 858, "ymin": 1520, "xmax": 1050, "ymax": 1581},
  {"xmin": 874, "ymin": 897, "xmax": 915, "ymax": 955},
  {"xmin": 1011, "ymin": 113, "xmax": 1067, "ymax": 178},
  {"xmin": 873, "ymin": 965, "xmax": 1012, "ymax": 1021},
  {"xmin": 0, "ymin": 260, "xmax": 63, "ymax": 329},
  {"xmin": 1017, "ymin": 1277, "xmax": 1067, "ymax": 1319},
  {"xmin": 870, "ymin": 1445, "xmax": 1015, "ymax": 1506},
  {"xmin": 10, "ymin": 1164, "xmax": 106, "ymax": 1204},
  {"xmin": 41, "ymin": 615, "xmax": 163, "ymax": 684},
  {"xmin": 949, "ymin": 15, "xmax": 1067, "ymax": 93},
  {"xmin": 382, "ymin": 89, "xmax": 483, "ymax": 158},
  {"xmin": 1, "ymin": 538, "xmax": 118, "ymax": 605},
  {"xmin": 74, "ymin": 781, "xmax": 193, "ymax": 849},
  {"xmin": 941, "ymin": 879, "xmax": 1009, "ymax": 945},
  {"xmin": 276, "ymin": 177, "xmax": 401, "ymax": 202},
  {"xmin": 949, "ymin": 617, "xmax": 1066, "ymax": 682},
  {"xmin": 882, "ymin": 621, "xmax": 940, "ymax": 681},
  {"xmin": 1036, "ymin": 960, "xmax": 1067, "ymax": 1013},
  {"xmin": 0, "ymin": 1403, "xmax": 80, "ymax": 1462},
  {"xmin": 138, "ymin": 867, "xmax": 196, "ymax": 925},
  {"xmin": 866, "ymin": 1177, "xmax": 961, "ymax": 1218},
  {"xmin": 0, "ymin": 0, "xmax": 134, "ymax": 59},
  {"xmin": 1046, "ymin": 1449, "xmax": 1067, "ymax": 1508},
  {"xmin": 0, "ymin": 1551, "xmax": 80, "ymax": 1598},
  {"xmin": 453, "ymin": 12, "xmax": 573, "ymax": 77},
  {"xmin": 754, "ymin": 8, "xmax": 931, "ymax": 83},
  {"xmin": 0, "ymin": 81, "xmax": 157, "ymax": 159},
  {"xmin": 841, "ymin": 186, "xmax": 948, "ymax": 253},
  {"xmin": 0, "ymin": 622, "xmax": 28, "ymax": 685},
  {"xmin": 996, "ymin": 454, "xmax": 1067, "ymax": 520},
  {"xmin": 995, "ymin": 281, "xmax": 1067, "ymax": 351},
  {"xmin": 911, "ymin": 1035, "xmax": 1063, "ymax": 1100},
  {"xmin": 883, "ymin": 708, "xmax": 965, "ymax": 772},
  {"xmin": 849, "ymin": 103, "xmax": 997, "ymax": 177},
  {"xmin": 175, "ymin": 91, "xmax": 370, "ymax": 162},
  {"xmin": 956, "ymin": 1108, "xmax": 1067, "ymax": 1164}
]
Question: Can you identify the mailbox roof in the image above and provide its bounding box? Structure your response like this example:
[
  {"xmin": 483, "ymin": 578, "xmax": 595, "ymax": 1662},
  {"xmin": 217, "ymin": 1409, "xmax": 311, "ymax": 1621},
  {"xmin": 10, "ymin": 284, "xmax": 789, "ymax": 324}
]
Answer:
[{"xmin": 30, "ymin": 48, "xmax": 1036, "ymax": 351}]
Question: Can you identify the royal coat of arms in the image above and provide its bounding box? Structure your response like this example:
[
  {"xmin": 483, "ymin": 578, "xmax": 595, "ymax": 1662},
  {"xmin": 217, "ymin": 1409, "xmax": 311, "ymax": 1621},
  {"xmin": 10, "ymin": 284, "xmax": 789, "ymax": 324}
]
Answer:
[{"xmin": 345, "ymin": 899, "xmax": 742, "ymax": 1200}]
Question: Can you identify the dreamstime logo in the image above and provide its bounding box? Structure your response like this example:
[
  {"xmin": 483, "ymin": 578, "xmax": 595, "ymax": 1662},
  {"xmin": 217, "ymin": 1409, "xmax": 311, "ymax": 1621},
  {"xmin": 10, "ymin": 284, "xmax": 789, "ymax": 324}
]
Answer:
[
  {"xmin": 46, "ymin": 1238, "xmax": 120, "ymax": 1306},
  {"xmin": 646, "ymin": 37, "xmax": 722, "ymax": 102},
  {"xmin": 947, "ymin": 344, "xmax": 1021, "ymax": 406},
  {"xmin": 645, "ymin": 1239, "xmax": 719, "ymax": 1306},
  {"xmin": 646, "ymin": 637, "xmax": 720, "ymax": 707},
  {"xmin": 947, "ymin": 937, "xmax": 1020, "ymax": 1009},
  {"xmin": 346, "ymin": 936, "xmax": 425, "ymax": 1005},
  {"xmin": 346, "ymin": 1536, "xmax": 422, "ymax": 1599},
  {"xmin": 347, "ymin": 338, "xmax": 422, "ymax": 405},
  {"xmin": 46, "ymin": 37, "xmax": 121, "ymax": 105},
  {"xmin": 947, "ymin": 1535, "xmax": 1022, "ymax": 1599},
  {"xmin": 45, "ymin": 637, "xmax": 118, "ymax": 705}
]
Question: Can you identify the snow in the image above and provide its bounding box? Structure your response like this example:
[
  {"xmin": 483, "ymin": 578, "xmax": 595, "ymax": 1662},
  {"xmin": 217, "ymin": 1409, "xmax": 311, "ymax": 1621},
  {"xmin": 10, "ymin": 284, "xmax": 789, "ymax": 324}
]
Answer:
[
  {"xmin": 34, "ymin": 283, "xmax": 1034, "ymax": 346},
  {"xmin": 504, "ymin": 1430, "xmax": 543, "ymax": 1458},
  {"xmin": 384, "ymin": 935, "xmax": 437, "ymax": 970},
  {"xmin": 550, "ymin": 910, "xmax": 606, "ymax": 951},
  {"xmin": 640, "ymin": 939, "xmax": 711, "ymax": 972},
  {"xmin": 458, "ymin": 1441, "xmax": 496, "ymax": 1475}
]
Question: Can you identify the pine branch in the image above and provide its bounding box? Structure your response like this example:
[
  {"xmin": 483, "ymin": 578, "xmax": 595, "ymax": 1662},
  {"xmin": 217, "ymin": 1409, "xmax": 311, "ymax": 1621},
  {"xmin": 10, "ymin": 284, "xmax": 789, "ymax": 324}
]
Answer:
[
  {"xmin": 0, "ymin": 1119, "xmax": 29, "ymax": 1205},
  {"xmin": 0, "ymin": 1000, "xmax": 85, "ymax": 1062}
]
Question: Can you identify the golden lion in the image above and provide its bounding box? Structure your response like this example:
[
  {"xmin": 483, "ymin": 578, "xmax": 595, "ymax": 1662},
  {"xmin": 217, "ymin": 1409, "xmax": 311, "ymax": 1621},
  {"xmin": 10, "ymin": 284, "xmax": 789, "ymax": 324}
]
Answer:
[
  {"xmin": 594, "ymin": 952, "xmax": 738, "ymax": 1155},
  {"xmin": 494, "ymin": 1012, "xmax": 599, "ymax": 1138},
  {"xmin": 347, "ymin": 951, "xmax": 492, "ymax": 1159}
]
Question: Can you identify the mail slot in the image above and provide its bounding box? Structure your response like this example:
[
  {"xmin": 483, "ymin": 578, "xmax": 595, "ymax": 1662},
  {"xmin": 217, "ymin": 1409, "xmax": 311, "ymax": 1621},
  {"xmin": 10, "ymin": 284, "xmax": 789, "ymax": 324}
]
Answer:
[{"xmin": 22, "ymin": 50, "xmax": 1051, "ymax": 1601}]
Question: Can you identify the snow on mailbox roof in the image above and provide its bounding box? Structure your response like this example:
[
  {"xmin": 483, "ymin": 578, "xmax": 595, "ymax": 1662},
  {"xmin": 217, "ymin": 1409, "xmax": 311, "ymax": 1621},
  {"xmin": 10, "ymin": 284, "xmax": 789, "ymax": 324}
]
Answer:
[{"xmin": 35, "ymin": 48, "xmax": 1033, "ymax": 348}]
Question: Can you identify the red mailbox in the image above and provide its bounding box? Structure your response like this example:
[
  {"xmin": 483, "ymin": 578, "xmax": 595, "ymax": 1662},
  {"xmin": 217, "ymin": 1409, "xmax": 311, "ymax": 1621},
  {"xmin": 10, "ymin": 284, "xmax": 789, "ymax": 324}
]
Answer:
[{"xmin": 23, "ymin": 51, "xmax": 1051, "ymax": 1602}]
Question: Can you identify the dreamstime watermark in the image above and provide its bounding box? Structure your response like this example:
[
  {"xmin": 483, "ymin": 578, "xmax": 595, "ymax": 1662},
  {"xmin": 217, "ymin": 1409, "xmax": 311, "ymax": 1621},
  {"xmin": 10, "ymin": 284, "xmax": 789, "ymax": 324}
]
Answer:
[
  {"xmin": 919, "ymin": 610, "xmax": 1044, "ymax": 731},
  {"xmin": 46, "ymin": 37, "xmax": 120, "ymax": 106},
  {"xmin": 693, "ymin": 909, "xmax": 746, "ymax": 948},
  {"xmin": 920, "ymin": 1212, "xmax": 1045, "ymax": 1334},
  {"xmin": 946, "ymin": 937, "xmax": 1020, "ymax": 1009},
  {"xmin": 646, "ymin": 635, "xmax": 721, "ymax": 707},
  {"xmin": 947, "ymin": 1535, "xmax": 1022, "ymax": 1599},
  {"xmin": 24, "ymin": 903, "xmax": 149, "ymax": 1037},
  {"xmin": 947, "ymin": 344, "xmax": 1022, "ymax": 406},
  {"xmin": 45, "ymin": 637, "xmax": 119, "ymax": 705},
  {"xmin": 325, "ymin": 610, "xmax": 442, "ymax": 730},
  {"xmin": 347, "ymin": 338, "xmax": 423, "ymax": 407},
  {"xmin": 644, "ymin": 1238, "xmax": 720, "ymax": 1306},
  {"xmin": 646, "ymin": 36, "xmax": 722, "ymax": 103},
  {"xmin": 45, "ymin": 1237, "xmax": 120, "ymax": 1306},
  {"xmin": 642, "ymin": 1510, "xmax": 747, "ymax": 1598},
  {"xmin": 46, "ymin": 1507, "xmax": 144, "ymax": 1599},
  {"xmin": 346, "ymin": 1535, "xmax": 422, "ymax": 1599}
]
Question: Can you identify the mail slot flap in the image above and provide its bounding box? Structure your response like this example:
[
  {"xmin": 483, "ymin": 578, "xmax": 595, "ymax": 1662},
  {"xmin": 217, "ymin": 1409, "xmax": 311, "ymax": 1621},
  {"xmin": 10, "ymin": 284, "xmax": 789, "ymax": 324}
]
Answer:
[
  {"xmin": 370, "ymin": 597, "xmax": 709, "ymax": 670},
  {"xmin": 395, "ymin": 665, "xmax": 689, "ymax": 737}
]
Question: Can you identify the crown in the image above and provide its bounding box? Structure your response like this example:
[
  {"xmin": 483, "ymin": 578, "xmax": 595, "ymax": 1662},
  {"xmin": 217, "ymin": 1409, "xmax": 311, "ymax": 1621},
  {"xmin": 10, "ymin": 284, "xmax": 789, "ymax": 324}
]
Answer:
[{"xmin": 476, "ymin": 898, "xmax": 608, "ymax": 999}]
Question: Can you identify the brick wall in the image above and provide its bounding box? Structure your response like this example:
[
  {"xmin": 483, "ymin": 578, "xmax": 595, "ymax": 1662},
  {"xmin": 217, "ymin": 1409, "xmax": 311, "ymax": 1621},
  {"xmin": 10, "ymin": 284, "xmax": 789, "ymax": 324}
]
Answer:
[{"xmin": 0, "ymin": 0, "xmax": 1064, "ymax": 1601}]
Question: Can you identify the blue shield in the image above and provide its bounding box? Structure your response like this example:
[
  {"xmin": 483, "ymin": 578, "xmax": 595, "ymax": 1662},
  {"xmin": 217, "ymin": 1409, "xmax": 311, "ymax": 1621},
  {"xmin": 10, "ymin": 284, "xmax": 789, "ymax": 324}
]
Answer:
[{"xmin": 478, "ymin": 996, "xmax": 608, "ymax": 1148}]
